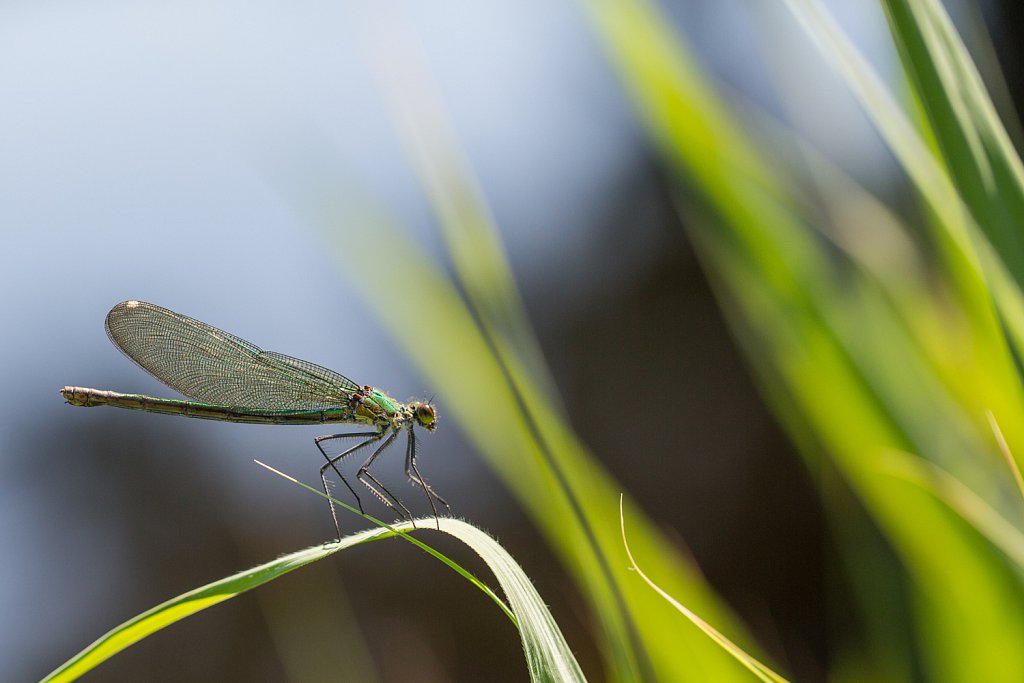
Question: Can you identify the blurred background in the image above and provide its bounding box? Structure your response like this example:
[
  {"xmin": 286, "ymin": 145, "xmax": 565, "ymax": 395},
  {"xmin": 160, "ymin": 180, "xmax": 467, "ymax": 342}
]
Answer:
[{"xmin": 2, "ymin": 1, "xmax": 1019, "ymax": 681}]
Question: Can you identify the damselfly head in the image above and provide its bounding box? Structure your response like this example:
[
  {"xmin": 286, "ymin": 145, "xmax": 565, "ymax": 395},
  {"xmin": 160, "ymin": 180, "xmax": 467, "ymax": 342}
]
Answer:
[{"xmin": 409, "ymin": 401, "xmax": 438, "ymax": 431}]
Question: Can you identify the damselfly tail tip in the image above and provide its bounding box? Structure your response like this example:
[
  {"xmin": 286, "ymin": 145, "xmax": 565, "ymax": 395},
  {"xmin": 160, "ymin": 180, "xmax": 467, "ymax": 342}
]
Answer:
[{"xmin": 61, "ymin": 386, "xmax": 97, "ymax": 407}]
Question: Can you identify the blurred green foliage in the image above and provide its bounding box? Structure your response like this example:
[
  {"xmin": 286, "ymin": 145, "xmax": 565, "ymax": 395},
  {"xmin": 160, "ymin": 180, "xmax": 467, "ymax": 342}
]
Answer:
[{"xmin": 339, "ymin": 0, "xmax": 1024, "ymax": 679}]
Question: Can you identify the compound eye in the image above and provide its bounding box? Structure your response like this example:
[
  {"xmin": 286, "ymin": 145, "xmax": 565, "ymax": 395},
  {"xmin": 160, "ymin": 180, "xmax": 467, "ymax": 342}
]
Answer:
[{"xmin": 414, "ymin": 403, "xmax": 437, "ymax": 429}]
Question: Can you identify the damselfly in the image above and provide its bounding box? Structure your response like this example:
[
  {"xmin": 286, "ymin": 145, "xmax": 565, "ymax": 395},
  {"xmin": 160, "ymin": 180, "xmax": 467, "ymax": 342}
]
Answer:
[{"xmin": 61, "ymin": 300, "xmax": 447, "ymax": 536}]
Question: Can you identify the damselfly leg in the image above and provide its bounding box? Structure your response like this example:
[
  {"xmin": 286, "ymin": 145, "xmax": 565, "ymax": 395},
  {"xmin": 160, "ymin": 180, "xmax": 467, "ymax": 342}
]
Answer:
[
  {"xmin": 355, "ymin": 430, "xmax": 412, "ymax": 522},
  {"xmin": 316, "ymin": 430, "xmax": 411, "ymax": 538},
  {"xmin": 405, "ymin": 427, "xmax": 449, "ymax": 529}
]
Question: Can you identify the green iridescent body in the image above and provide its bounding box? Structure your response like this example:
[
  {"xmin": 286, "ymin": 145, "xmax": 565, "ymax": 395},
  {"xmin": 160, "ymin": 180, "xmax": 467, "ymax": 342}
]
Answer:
[
  {"xmin": 60, "ymin": 384, "xmax": 428, "ymax": 432},
  {"xmin": 356, "ymin": 389, "xmax": 400, "ymax": 425},
  {"xmin": 60, "ymin": 387, "xmax": 356, "ymax": 424}
]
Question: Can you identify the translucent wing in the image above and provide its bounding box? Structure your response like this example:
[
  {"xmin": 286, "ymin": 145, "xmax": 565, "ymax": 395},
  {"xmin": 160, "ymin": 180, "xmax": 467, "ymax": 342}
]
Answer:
[{"xmin": 104, "ymin": 300, "xmax": 361, "ymax": 410}]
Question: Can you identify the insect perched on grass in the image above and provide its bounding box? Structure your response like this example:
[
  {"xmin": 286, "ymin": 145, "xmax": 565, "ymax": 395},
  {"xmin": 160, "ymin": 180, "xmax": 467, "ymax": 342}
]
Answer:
[{"xmin": 61, "ymin": 300, "xmax": 448, "ymax": 536}]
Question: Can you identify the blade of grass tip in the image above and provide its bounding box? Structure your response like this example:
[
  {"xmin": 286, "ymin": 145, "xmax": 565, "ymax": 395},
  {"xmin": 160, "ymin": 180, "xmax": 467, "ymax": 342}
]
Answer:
[
  {"xmin": 254, "ymin": 461, "xmax": 518, "ymax": 626},
  {"xmin": 986, "ymin": 411, "xmax": 1024, "ymax": 501},
  {"xmin": 45, "ymin": 465, "xmax": 536, "ymax": 683},
  {"xmin": 437, "ymin": 520, "xmax": 588, "ymax": 683},
  {"xmin": 254, "ymin": 460, "xmax": 375, "ymax": 527},
  {"xmin": 261, "ymin": 463, "xmax": 587, "ymax": 682},
  {"xmin": 618, "ymin": 496, "xmax": 791, "ymax": 683}
]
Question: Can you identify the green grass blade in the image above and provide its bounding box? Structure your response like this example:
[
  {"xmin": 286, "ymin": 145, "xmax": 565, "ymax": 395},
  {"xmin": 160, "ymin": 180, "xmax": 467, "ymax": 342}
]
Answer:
[
  {"xmin": 881, "ymin": 0, "xmax": 1024, "ymax": 285},
  {"xmin": 260, "ymin": 464, "xmax": 586, "ymax": 681},
  {"xmin": 783, "ymin": 0, "xmax": 1024, "ymax": 405},
  {"xmin": 618, "ymin": 496, "xmax": 791, "ymax": 683},
  {"xmin": 877, "ymin": 0, "xmax": 1024, "ymax": 403},
  {"xmin": 43, "ymin": 468, "xmax": 584, "ymax": 683},
  {"xmin": 442, "ymin": 520, "xmax": 587, "ymax": 683},
  {"xmin": 376, "ymin": 55, "xmax": 559, "ymax": 401}
]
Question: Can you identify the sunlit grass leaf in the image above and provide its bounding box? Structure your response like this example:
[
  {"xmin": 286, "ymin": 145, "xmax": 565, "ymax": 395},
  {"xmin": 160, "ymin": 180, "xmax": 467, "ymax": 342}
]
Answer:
[
  {"xmin": 43, "ymin": 472, "xmax": 585, "ymax": 683},
  {"xmin": 881, "ymin": 0, "xmax": 1024, "ymax": 285},
  {"xmin": 262, "ymin": 465, "xmax": 587, "ymax": 682},
  {"xmin": 442, "ymin": 520, "xmax": 586, "ymax": 683}
]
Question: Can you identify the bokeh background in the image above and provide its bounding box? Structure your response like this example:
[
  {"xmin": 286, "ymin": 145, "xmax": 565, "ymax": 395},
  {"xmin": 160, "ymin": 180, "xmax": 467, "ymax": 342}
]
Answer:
[{"xmin": 2, "ymin": 1, "xmax": 1019, "ymax": 681}]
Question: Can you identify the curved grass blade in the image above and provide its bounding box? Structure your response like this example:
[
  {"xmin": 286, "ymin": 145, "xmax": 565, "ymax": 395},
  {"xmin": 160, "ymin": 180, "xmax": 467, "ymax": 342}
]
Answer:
[
  {"xmin": 42, "ymin": 468, "xmax": 585, "ymax": 683},
  {"xmin": 259, "ymin": 463, "xmax": 586, "ymax": 682},
  {"xmin": 618, "ymin": 496, "xmax": 790, "ymax": 683}
]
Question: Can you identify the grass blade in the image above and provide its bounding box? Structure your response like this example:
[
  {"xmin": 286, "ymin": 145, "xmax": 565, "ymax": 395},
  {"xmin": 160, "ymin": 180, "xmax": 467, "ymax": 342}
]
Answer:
[
  {"xmin": 619, "ymin": 496, "xmax": 791, "ymax": 683},
  {"xmin": 43, "ymin": 466, "xmax": 585, "ymax": 683}
]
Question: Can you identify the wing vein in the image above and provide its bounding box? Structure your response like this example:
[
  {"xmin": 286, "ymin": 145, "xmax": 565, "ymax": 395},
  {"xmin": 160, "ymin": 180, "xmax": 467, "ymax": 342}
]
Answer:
[{"xmin": 104, "ymin": 301, "xmax": 359, "ymax": 410}]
